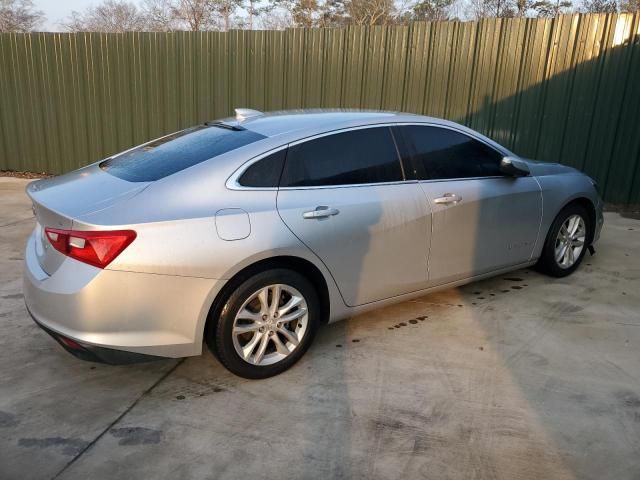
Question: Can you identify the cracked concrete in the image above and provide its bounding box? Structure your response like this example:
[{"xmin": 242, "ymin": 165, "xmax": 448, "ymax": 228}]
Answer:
[{"xmin": 1, "ymin": 176, "xmax": 640, "ymax": 479}]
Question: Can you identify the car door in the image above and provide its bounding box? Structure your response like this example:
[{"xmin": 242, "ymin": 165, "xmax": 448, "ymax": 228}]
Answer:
[
  {"xmin": 394, "ymin": 124, "xmax": 542, "ymax": 286},
  {"xmin": 276, "ymin": 126, "xmax": 432, "ymax": 307}
]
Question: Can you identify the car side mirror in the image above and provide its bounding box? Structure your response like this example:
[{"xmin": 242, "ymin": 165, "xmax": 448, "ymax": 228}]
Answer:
[{"xmin": 500, "ymin": 156, "xmax": 530, "ymax": 177}]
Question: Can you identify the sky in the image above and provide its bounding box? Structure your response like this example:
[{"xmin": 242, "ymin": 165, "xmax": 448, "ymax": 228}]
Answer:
[{"xmin": 35, "ymin": 0, "xmax": 103, "ymax": 31}]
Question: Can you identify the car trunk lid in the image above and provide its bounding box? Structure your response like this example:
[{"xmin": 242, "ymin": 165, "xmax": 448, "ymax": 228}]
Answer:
[{"xmin": 26, "ymin": 165, "xmax": 148, "ymax": 275}]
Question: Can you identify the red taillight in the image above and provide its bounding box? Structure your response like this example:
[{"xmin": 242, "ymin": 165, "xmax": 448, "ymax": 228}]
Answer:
[{"xmin": 45, "ymin": 228, "xmax": 136, "ymax": 269}]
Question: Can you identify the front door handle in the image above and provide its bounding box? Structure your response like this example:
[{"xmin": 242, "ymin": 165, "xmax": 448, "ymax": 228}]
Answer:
[
  {"xmin": 303, "ymin": 206, "xmax": 340, "ymax": 219},
  {"xmin": 433, "ymin": 193, "xmax": 462, "ymax": 205}
]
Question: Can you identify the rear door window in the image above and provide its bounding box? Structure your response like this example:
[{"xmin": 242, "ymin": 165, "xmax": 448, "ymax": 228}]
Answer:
[
  {"xmin": 279, "ymin": 127, "xmax": 403, "ymax": 187},
  {"xmin": 100, "ymin": 125, "xmax": 265, "ymax": 182}
]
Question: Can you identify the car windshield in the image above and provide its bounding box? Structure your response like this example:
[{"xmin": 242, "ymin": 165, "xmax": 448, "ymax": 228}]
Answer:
[{"xmin": 100, "ymin": 125, "xmax": 266, "ymax": 182}]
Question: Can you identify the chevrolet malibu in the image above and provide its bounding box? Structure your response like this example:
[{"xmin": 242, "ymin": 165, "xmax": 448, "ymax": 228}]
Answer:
[{"xmin": 24, "ymin": 109, "xmax": 604, "ymax": 378}]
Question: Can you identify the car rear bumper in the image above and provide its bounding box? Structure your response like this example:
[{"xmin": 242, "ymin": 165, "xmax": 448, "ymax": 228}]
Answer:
[
  {"xmin": 28, "ymin": 309, "xmax": 163, "ymax": 364},
  {"xmin": 23, "ymin": 230, "xmax": 221, "ymax": 361}
]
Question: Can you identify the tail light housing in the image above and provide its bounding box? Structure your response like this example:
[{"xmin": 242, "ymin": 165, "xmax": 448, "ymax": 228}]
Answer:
[{"xmin": 45, "ymin": 228, "xmax": 136, "ymax": 269}]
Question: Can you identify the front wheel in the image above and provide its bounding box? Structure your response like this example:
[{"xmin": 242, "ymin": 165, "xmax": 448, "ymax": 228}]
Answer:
[
  {"xmin": 537, "ymin": 203, "xmax": 591, "ymax": 277},
  {"xmin": 207, "ymin": 269, "xmax": 320, "ymax": 379}
]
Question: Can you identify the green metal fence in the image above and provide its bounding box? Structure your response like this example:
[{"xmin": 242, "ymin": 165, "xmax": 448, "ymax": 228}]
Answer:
[{"xmin": 1, "ymin": 13, "xmax": 639, "ymax": 203}]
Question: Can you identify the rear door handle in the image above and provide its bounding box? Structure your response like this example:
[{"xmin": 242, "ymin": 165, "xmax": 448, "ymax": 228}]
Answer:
[
  {"xmin": 303, "ymin": 206, "xmax": 340, "ymax": 219},
  {"xmin": 433, "ymin": 193, "xmax": 462, "ymax": 205}
]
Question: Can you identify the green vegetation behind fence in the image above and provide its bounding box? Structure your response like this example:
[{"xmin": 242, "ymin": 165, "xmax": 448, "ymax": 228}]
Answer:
[{"xmin": 0, "ymin": 13, "xmax": 639, "ymax": 203}]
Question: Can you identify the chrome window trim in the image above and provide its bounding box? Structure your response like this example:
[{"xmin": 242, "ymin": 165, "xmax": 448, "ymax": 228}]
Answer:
[
  {"xmin": 286, "ymin": 123, "xmax": 395, "ymax": 147},
  {"xmin": 277, "ymin": 179, "xmax": 419, "ymax": 191},
  {"xmin": 227, "ymin": 123, "xmax": 406, "ymax": 191},
  {"xmin": 392, "ymin": 121, "xmax": 510, "ymax": 158},
  {"xmin": 226, "ymin": 121, "xmax": 512, "ymax": 191},
  {"xmin": 417, "ymin": 176, "xmax": 507, "ymax": 184}
]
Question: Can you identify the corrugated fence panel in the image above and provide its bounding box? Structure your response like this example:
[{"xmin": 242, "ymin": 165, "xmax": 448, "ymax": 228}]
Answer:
[
  {"xmin": 403, "ymin": 22, "xmax": 430, "ymax": 114},
  {"xmin": 603, "ymin": 15, "xmax": 640, "ymax": 203},
  {"xmin": 0, "ymin": 14, "xmax": 639, "ymax": 203},
  {"xmin": 341, "ymin": 26, "xmax": 367, "ymax": 107},
  {"xmin": 322, "ymin": 28, "xmax": 345, "ymax": 108}
]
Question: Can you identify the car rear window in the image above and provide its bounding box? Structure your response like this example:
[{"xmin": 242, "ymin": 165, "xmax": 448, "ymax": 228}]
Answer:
[{"xmin": 100, "ymin": 125, "xmax": 266, "ymax": 182}]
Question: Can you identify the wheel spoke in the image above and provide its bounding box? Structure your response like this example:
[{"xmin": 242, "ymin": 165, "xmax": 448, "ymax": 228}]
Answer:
[
  {"xmin": 242, "ymin": 332, "xmax": 263, "ymax": 360},
  {"xmin": 233, "ymin": 323, "xmax": 261, "ymax": 335},
  {"xmin": 257, "ymin": 288, "xmax": 269, "ymax": 315},
  {"xmin": 559, "ymin": 225, "xmax": 569, "ymax": 239},
  {"xmin": 569, "ymin": 216, "xmax": 581, "ymax": 236},
  {"xmin": 272, "ymin": 334, "xmax": 290, "ymax": 355},
  {"xmin": 269, "ymin": 285, "xmax": 281, "ymax": 316},
  {"xmin": 279, "ymin": 308, "xmax": 306, "ymax": 323},
  {"xmin": 572, "ymin": 237, "xmax": 584, "ymax": 247},
  {"xmin": 253, "ymin": 334, "xmax": 270, "ymax": 364},
  {"xmin": 278, "ymin": 295, "xmax": 303, "ymax": 317},
  {"xmin": 556, "ymin": 244, "xmax": 567, "ymax": 263},
  {"xmin": 278, "ymin": 327, "xmax": 299, "ymax": 346},
  {"xmin": 236, "ymin": 308, "xmax": 262, "ymax": 322}
]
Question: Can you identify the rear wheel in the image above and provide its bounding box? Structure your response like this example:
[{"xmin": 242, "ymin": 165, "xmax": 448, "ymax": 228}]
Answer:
[
  {"xmin": 537, "ymin": 203, "xmax": 591, "ymax": 277},
  {"xmin": 207, "ymin": 269, "xmax": 319, "ymax": 379}
]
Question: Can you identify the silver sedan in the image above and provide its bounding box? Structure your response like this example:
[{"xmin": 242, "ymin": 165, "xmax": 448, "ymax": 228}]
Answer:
[{"xmin": 23, "ymin": 109, "xmax": 604, "ymax": 378}]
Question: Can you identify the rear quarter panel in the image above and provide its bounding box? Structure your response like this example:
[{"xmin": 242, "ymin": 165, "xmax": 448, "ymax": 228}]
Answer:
[{"xmin": 74, "ymin": 168, "xmax": 350, "ymax": 323}]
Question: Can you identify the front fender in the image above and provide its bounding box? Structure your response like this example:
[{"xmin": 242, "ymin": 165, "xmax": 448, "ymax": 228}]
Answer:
[{"xmin": 532, "ymin": 173, "xmax": 602, "ymax": 259}]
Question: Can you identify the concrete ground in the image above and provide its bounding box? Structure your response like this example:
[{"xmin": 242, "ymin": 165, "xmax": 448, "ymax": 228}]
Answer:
[{"xmin": 1, "ymin": 176, "xmax": 640, "ymax": 480}]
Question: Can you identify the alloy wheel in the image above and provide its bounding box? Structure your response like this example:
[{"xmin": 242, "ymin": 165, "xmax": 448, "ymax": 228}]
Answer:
[
  {"xmin": 554, "ymin": 214, "xmax": 586, "ymax": 269},
  {"xmin": 232, "ymin": 284, "xmax": 309, "ymax": 366}
]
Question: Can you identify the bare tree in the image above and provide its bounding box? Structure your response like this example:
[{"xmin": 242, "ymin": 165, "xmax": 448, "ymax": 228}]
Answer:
[
  {"xmin": 317, "ymin": 0, "xmax": 347, "ymax": 25},
  {"xmin": 216, "ymin": 0, "xmax": 245, "ymax": 30},
  {"xmin": 246, "ymin": 0, "xmax": 258, "ymax": 28},
  {"xmin": 171, "ymin": 0, "xmax": 219, "ymax": 30},
  {"xmin": 532, "ymin": 0, "xmax": 573, "ymax": 15},
  {"xmin": 514, "ymin": 0, "xmax": 532, "ymax": 15},
  {"xmin": 257, "ymin": 6, "xmax": 294, "ymax": 28},
  {"xmin": 268, "ymin": 0, "xmax": 322, "ymax": 27},
  {"xmin": 347, "ymin": 0, "xmax": 396, "ymax": 24},
  {"xmin": 291, "ymin": 0, "xmax": 319, "ymax": 26},
  {"xmin": 61, "ymin": 0, "xmax": 147, "ymax": 32},
  {"xmin": 0, "ymin": 0, "xmax": 44, "ymax": 32},
  {"xmin": 618, "ymin": 0, "xmax": 639, "ymax": 11},
  {"xmin": 142, "ymin": 0, "xmax": 181, "ymax": 30},
  {"xmin": 409, "ymin": 0, "xmax": 454, "ymax": 20},
  {"xmin": 467, "ymin": 0, "xmax": 515, "ymax": 18},
  {"xmin": 580, "ymin": 0, "xmax": 617, "ymax": 11}
]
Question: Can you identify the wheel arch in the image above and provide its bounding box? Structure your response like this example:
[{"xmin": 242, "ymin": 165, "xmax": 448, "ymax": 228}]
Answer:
[{"xmin": 203, "ymin": 255, "xmax": 332, "ymax": 344}]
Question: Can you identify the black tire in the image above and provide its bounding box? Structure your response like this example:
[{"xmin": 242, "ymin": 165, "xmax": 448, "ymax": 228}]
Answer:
[
  {"xmin": 537, "ymin": 203, "xmax": 592, "ymax": 277},
  {"xmin": 206, "ymin": 269, "xmax": 320, "ymax": 379}
]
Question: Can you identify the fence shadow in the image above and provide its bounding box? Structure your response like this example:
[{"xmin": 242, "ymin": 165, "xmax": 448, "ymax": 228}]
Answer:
[{"xmin": 456, "ymin": 29, "xmax": 640, "ymax": 205}]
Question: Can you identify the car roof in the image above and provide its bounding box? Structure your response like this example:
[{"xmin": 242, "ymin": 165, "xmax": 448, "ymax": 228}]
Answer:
[
  {"xmin": 218, "ymin": 109, "xmax": 428, "ymax": 137},
  {"xmin": 215, "ymin": 108, "xmax": 513, "ymax": 157}
]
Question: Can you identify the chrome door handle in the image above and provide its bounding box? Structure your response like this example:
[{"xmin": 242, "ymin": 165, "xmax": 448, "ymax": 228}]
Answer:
[
  {"xmin": 303, "ymin": 206, "xmax": 340, "ymax": 219},
  {"xmin": 433, "ymin": 193, "xmax": 462, "ymax": 205}
]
